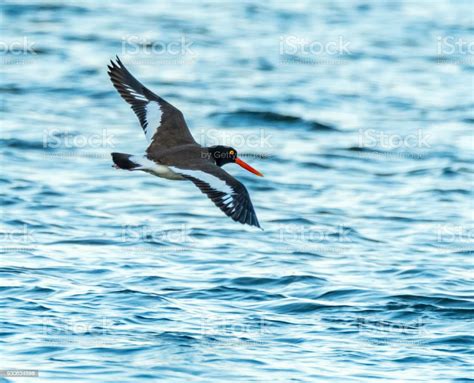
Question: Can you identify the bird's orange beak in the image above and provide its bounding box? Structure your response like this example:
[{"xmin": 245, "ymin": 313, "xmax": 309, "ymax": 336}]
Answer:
[{"xmin": 235, "ymin": 157, "xmax": 264, "ymax": 177}]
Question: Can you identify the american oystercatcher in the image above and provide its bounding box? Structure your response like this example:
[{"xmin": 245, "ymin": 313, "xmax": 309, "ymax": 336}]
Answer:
[{"xmin": 108, "ymin": 57, "xmax": 263, "ymax": 228}]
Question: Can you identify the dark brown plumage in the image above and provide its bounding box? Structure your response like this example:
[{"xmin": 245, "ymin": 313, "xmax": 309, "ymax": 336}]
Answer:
[{"xmin": 108, "ymin": 57, "xmax": 262, "ymax": 228}]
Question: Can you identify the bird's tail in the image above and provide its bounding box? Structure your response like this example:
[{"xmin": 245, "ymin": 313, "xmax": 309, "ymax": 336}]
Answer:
[{"xmin": 111, "ymin": 152, "xmax": 141, "ymax": 170}]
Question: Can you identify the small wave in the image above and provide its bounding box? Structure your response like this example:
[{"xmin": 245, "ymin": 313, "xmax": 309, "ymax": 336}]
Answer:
[
  {"xmin": 0, "ymin": 138, "xmax": 45, "ymax": 150},
  {"xmin": 211, "ymin": 110, "xmax": 337, "ymax": 131},
  {"xmin": 392, "ymin": 294, "xmax": 474, "ymax": 309},
  {"xmin": 425, "ymin": 335, "xmax": 473, "ymax": 346},
  {"xmin": 3, "ymin": 3, "xmax": 88, "ymax": 16},
  {"xmin": 167, "ymin": 286, "xmax": 285, "ymax": 301},
  {"xmin": 49, "ymin": 238, "xmax": 118, "ymax": 246},
  {"xmin": 269, "ymin": 217, "xmax": 315, "ymax": 225},
  {"xmin": 425, "ymin": 188, "xmax": 471, "ymax": 196},
  {"xmin": 301, "ymin": 161, "xmax": 332, "ymax": 169},
  {"xmin": 266, "ymin": 300, "xmax": 350, "ymax": 314},
  {"xmin": 229, "ymin": 275, "xmax": 326, "ymax": 288},
  {"xmin": 316, "ymin": 288, "xmax": 370, "ymax": 300}
]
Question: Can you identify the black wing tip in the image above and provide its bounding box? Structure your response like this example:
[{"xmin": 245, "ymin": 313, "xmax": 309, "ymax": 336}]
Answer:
[
  {"xmin": 235, "ymin": 197, "xmax": 261, "ymax": 229},
  {"xmin": 242, "ymin": 220, "xmax": 262, "ymax": 229},
  {"xmin": 107, "ymin": 56, "xmax": 126, "ymax": 76},
  {"xmin": 177, "ymin": 173, "xmax": 262, "ymax": 230},
  {"xmin": 249, "ymin": 221, "xmax": 263, "ymax": 230},
  {"xmin": 251, "ymin": 218, "xmax": 263, "ymax": 230},
  {"xmin": 234, "ymin": 215, "xmax": 261, "ymax": 229},
  {"xmin": 253, "ymin": 216, "xmax": 263, "ymax": 229},
  {"xmin": 109, "ymin": 55, "xmax": 122, "ymax": 66},
  {"xmin": 237, "ymin": 210, "xmax": 262, "ymax": 229}
]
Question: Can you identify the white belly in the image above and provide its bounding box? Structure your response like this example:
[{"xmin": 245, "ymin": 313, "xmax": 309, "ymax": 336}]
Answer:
[
  {"xmin": 146, "ymin": 163, "xmax": 184, "ymax": 180},
  {"xmin": 130, "ymin": 155, "xmax": 185, "ymax": 180}
]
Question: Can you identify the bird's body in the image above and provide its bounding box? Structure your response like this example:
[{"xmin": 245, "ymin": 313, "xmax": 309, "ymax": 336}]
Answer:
[{"xmin": 107, "ymin": 57, "xmax": 263, "ymax": 228}]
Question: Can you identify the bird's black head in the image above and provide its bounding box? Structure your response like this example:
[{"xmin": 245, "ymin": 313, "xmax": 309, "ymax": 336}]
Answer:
[
  {"xmin": 206, "ymin": 145, "xmax": 263, "ymax": 177},
  {"xmin": 207, "ymin": 145, "xmax": 238, "ymax": 167}
]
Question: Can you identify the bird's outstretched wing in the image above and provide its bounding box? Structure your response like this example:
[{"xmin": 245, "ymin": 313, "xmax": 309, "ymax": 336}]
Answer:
[
  {"xmin": 107, "ymin": 57, "xmax": 197, "ymax": 153},
  {"xmin": 169, "ymin": 160, "xmax": 261, "ymax": 228}
]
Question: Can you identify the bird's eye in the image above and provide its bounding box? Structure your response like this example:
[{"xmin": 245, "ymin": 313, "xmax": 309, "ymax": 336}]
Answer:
[{"xmin": 229, "ymin": 150, "xmax": 235, "ymax": 156}]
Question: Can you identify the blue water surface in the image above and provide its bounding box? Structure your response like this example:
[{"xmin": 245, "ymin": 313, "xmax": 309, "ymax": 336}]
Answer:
[{"xmin": 1, "ymin": 0, "xmax": 473, "ymax": 382}]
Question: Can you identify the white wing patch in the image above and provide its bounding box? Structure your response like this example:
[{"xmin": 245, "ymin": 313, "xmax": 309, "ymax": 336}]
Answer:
[
  {"xmin": 144, "ymin": 102, "xmax": 163, "ymax": 142},
  {"xmin": 123, "ymin": 84, "xmax": 147, "ymax": 102},
  {"xmin": 129, "ymin": 155, "xmax": 158, "ymax": 170},
  {"xmin": 169, "ymin": 168, "xmax": 234, "ymax": 195},
  {"xmin": 163, "ymin": 165, "xmax": 260, "ymax": 227}
]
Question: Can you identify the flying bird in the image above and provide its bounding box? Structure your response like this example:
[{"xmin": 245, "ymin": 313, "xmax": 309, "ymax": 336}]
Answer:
[{"xmin": 107, "ymin": 57, "xmax": 263, "ymax": 228}]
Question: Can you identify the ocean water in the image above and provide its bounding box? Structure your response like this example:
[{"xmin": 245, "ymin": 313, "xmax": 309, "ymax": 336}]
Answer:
[{"xmin": 1, "ymin": 0, "xmax": 473, "ymax": 382}]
